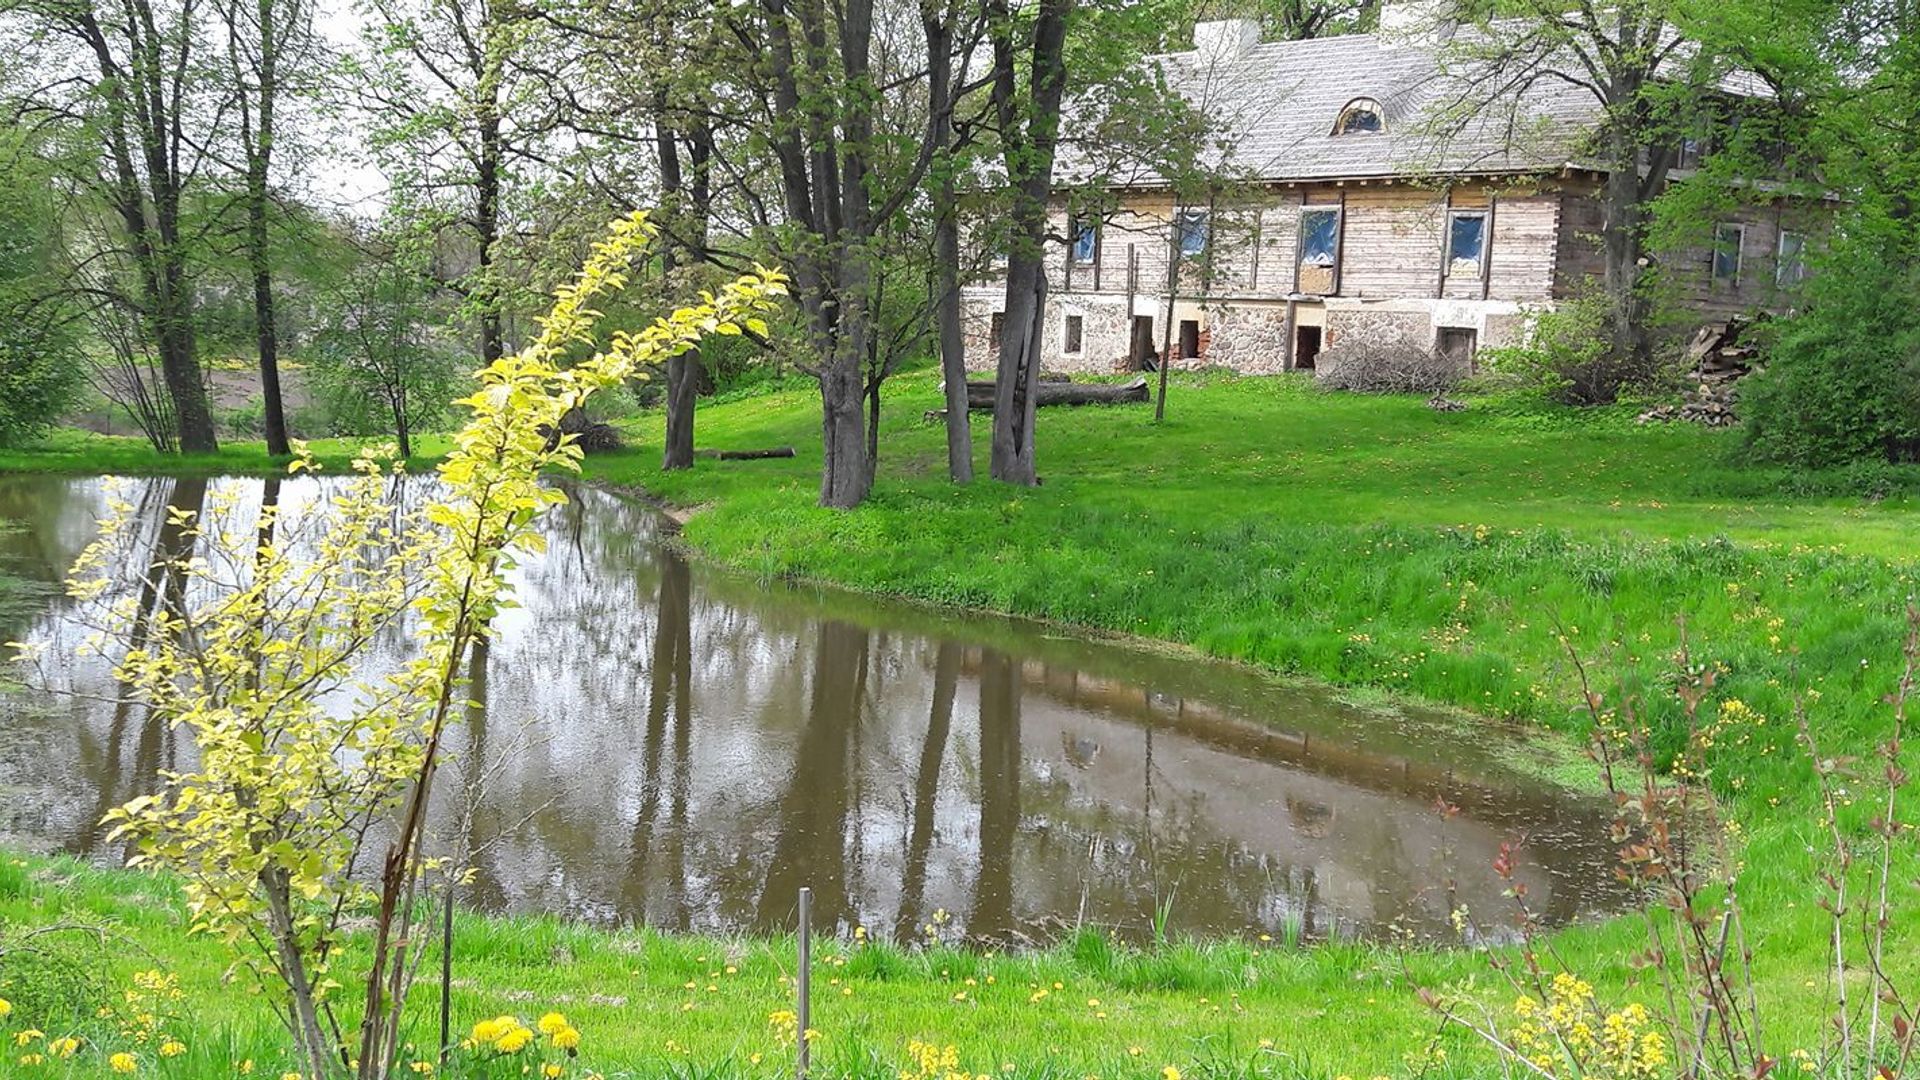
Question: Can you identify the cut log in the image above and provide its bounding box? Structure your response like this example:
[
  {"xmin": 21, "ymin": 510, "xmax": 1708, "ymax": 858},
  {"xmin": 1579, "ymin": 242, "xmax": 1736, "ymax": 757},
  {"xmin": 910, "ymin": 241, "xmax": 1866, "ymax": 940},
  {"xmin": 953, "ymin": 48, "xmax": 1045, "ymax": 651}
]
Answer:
[
  {"xmin": 695, "ymin": 446, "xmax": 796, "ymax": 461},
  {"xmin": 964, "ymin": 377, "xmax": 1150, "ymax": 412}
]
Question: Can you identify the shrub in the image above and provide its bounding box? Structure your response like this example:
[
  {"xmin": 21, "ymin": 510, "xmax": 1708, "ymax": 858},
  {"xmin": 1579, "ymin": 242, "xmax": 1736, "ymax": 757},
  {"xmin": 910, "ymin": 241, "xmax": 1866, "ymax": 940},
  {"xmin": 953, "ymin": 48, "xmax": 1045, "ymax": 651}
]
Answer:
[
  {"xmin": 1742, "ymin": 260, "xmax": 1920, "ymax": 468},
  {"xmin": 1314, "ymin": 343, "xmax": 1462, "ymax": 394},
  {"xmin": 1480, "ymin": 295, "xmax": 1662, "ymax": 406}
]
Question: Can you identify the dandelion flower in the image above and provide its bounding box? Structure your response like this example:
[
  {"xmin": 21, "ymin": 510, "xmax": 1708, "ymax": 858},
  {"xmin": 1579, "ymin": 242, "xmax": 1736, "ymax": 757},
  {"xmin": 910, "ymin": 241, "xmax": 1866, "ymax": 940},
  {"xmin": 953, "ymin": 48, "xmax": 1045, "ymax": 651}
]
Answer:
[
  {"xmin": 110, "ymin": 1052, "xmax": 139, "ymax": 1074},
  {"xmin": 472, "ymin": 1019, "xmax": 506, "ymax": 1043},
  {"xmin": 160, "ymin": 1040, "xmax": 187, "ymax": 1057},
  {"xmin": 553, "ymin": 1027, "xmax": 582, "ymax": 1051},
  {"xmin": 0, "ymin": 998, "xmax": 10, "ymax": 1019},
  {"xmin": 538, "ymin": 1013, "xmax": 570, "ymax": 1036},
  {"xmin": 495, "ymin": 1026, "xmax": 535, "ymax": 1054},
  {"xmin": 18, "ymin": 1053, "xmax": 45, "ymax": 1066},
  {"xmin": 239, "ymin": 1062, "xmax": 254, "ymax": 1076},
  {"xmin": 409, "ymin": 1062, "xmax": 435, "ymax": 1075},
  {"xmin": 48, "ymin": 1037, "xmax": 79, "ymax": 1059},
  {"xmin": 543, "ymin": 1065, "xmax": 565, "ymax": 1079},
  {"xmin": 1163, "ymin": 1068, "xmax": 1181, "ymax": 1080},
  {"xmin": 282, "ymin": 1073, "xmax": 303, "ymax": 1080},
  {"xmin": 14, "ymin": 1030, "xmax": 44, "ymax": 1048}
]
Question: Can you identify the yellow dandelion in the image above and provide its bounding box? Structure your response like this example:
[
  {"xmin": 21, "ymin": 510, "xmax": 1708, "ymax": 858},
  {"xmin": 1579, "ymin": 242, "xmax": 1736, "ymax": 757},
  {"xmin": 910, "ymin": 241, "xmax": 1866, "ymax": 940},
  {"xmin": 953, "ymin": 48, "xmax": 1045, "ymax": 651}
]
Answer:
[
  {"xmin": 160, "ymin": 1040, "xmax": 187, "ymax": 1058},
  {"xmin": 281, "ymin": 1073, "xmax": 303, "ymax": 1080},
  {"xmin": 19, "ymin": 1053, "xmax": 45, "ymax": 1066},
  {"xmin": 111, "ymin": 1052, "xmax": 139, "ymax": 1074},
  {"xmin": 239, "ymin": 1060, "xmax": 255, "ymax": 1075},
  {"xmin": 1128, "ymin": 1048, "xmax": 1143, "ymax": 1057},
  {"xmin": 553, "ymin": 1027, "xmax": 582, "ymax": 1051},
  {"xmin": 1163, "ymin": 1067, "xmax": 1181, "ymax": 1080},
  {"xmin": 48, "ymin": 1037, "xmax": 79, "ymax": 1059},
  {"xmin": 0, "ymin": 998, "xmax": 10, "ymax": 1019},
  {"xmin": 543, "ymin": 1065, "xmax": 564, "ymax": 1079},
  {"xmin": 409, "ymin": 1062, "xmax": 435, "ymax": 1075},
  {"xmin": 472, "ymin": 1019, "xmax": 506, "ymax": 1043},
  {"xmin": 538, "ymin": 1013, "xmax": 570, "ymax": 1036},
  {"xmin": 14, "ymin": 1030, "xmax": 44, "ymax": 1047},
  {"xmin": 495, "ymin": 1026, "xmax": 535, "ymax": 1054}
]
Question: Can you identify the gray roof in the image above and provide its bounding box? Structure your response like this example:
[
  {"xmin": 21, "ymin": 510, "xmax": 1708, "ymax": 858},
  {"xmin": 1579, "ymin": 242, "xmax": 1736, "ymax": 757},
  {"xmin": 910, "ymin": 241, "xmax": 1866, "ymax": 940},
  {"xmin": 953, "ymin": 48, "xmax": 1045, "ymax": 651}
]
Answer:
[{"xmin": 1058, "ymin": 27, "xmax": 1609, "ymax": 187}]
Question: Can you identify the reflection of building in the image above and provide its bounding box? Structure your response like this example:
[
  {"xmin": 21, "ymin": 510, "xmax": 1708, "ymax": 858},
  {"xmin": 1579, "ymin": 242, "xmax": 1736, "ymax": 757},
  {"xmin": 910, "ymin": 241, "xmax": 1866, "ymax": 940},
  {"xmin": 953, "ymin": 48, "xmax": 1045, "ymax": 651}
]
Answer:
[
  {"xmin": 962, "ymin": 2, "xmax": 1818, "ymax": 375},
  {"xmin": 3, "ymin": 476, "xmax": 1625, "ymax": 945}
]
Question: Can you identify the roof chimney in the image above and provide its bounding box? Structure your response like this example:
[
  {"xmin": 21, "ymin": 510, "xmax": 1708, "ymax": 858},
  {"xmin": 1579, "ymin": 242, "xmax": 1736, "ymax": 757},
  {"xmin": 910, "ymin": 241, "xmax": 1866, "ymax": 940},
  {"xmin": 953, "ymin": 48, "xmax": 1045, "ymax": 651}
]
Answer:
[
  {"xmin": 1377, "ymin": 0, "xmax": 1455, "ymax": 45},
  {"xmin": 1192, "ymin": 18, "xmax": 1260, "ymax": 62}
]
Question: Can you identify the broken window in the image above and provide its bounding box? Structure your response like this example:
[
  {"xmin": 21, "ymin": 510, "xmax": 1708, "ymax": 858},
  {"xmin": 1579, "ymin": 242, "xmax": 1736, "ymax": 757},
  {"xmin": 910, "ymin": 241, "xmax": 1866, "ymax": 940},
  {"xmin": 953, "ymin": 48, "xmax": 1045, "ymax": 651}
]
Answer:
[
  {"xmin": 1447, "ymin": 211, "xmax": 1487, "ymax": 274},
  {"xmin": 1333, "ymin": 98, "xmax": 1384, "ymax": 135},
  {"xmin": 1776, "ymin": 230, "xmax": 1809, "ymax": 287},
  {"xmin": 1071, "ymin": 217, "xmax": 1098, "ymax": 265},
  {"xmin": 1298, "ymin": 207, "xmax": 1340, "ymax": 294},
  {"xmin": 1177, "ymin": 209, "xmax": 1210, "ymax": 257},
  {"xmin": 1064, "ymin": 314, "xmax": 1085, "ymax": 354},
  {"xmin": 1713, "ymin": 222, "xmax": 1744, "ymax": 286}
]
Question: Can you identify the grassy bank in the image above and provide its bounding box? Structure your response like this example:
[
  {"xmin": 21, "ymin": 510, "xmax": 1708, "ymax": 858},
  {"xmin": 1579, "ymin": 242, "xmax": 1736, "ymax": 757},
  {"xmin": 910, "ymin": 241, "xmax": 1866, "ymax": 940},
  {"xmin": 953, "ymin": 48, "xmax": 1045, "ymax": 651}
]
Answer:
[{"xmin": 2, "ymin": 373, "xmax": 1917, "ymax": 1075}]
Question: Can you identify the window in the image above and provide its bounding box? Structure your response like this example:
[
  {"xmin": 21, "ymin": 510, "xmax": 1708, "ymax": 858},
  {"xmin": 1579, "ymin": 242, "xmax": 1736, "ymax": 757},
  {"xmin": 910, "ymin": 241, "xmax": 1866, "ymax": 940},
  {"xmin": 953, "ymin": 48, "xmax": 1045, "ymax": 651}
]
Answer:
[
  {"xmin": 1447, "ymin": 211, "xmax": 1487, "ymax": 273},
  {"xmin": 1176, "ymin": 209, "xmax": 1210, "ymax": 257},
  {"xmin": 1300, "ymin": 209, "xmax": 1339, "ymax": 265},
  {"xmin": 1674, "ymin": 135, "xmax": 1707, "ymax": 170},
  {"xmin": 1064, "ymin": 314, "xmax": 1085, "ymax": 355},
  {"xmin": 1712, "ymin": 223, "xmax": 1745, "ymax": 286},
  {"xmin": 1777, "ymin": 230, "xmax": 1809, "ymax": 287},
  {"xmin": 1333, "ymin": 98, "xmax": 1384, "ymax": 135},
  {"xmin": 1071, "ymin": 217, "xmax": 1098, "ymax": 265}
]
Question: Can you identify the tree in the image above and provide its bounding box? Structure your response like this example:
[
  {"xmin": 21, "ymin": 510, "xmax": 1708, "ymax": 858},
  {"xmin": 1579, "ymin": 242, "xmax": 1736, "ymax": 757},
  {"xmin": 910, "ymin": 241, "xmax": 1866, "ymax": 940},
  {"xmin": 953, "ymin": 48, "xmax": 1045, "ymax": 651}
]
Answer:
[
  {"xmin": 221, "ymin": 0, "xmax": 319, "ymax": 456},
  {"xmin": 61, "ymin": 212, "xmax": 783, "ymax": 1080},
  {"xmin": 1, "ymin": 0, "xmax": 224, "ymax": 451},
  {"xmin": 1434, "ymin": 0, "xmax": 1734, "ymax": 377},
  {"xmin": 307, "ymin": 233, "xmax": 464, "ymax": 458},
  {"xmin": 0, "ymin": 138, "xmax": 83, "ymax": 446}
]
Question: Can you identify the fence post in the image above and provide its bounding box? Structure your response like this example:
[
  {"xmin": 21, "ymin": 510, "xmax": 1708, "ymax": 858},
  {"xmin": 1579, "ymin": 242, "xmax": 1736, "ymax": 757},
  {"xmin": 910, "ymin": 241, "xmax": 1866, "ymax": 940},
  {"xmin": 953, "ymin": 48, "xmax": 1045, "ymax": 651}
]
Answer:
[{"xmin": 797, "ymin": 886, "xmax": 812, "ymax": 1080}]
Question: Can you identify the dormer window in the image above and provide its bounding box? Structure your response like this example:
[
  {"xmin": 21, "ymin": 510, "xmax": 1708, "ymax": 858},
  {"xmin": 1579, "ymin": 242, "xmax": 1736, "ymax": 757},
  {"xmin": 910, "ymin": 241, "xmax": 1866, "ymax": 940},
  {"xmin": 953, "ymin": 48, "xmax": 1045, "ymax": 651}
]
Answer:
[{"xmin": 1333, "ymin": 98, "xmax": 1385, "ymax": 135}]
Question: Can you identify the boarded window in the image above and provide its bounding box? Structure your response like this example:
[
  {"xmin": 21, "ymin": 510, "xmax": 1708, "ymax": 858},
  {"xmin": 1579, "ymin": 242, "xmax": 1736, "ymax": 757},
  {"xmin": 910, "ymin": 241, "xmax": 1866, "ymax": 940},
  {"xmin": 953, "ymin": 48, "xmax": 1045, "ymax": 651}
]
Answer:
[
  {"xmin": 1071, "ymin": 218, "xmax": 1098, "ymax": 265},
  {"xmin": 1177, "ymin": 209, "xmax": 1210, "ymax": 257},
  {"xmin": 1713, "ymin": 223, "xmax": 1744, "ymax": 286},
  {"xmin": 1447, "ymin": 212, "xmax": 1487, "ymax": 273},
  {"xmin": 1777, "ymin": 231, "xmax": 1809, "ymax": 287},
  {"xmin": 1064, "ymin": 314, "xmax": 1085, "ymax": 354},
  {"xmin": 1437, "ymin": 327, "xmax": 1478, "ymax": 369}
]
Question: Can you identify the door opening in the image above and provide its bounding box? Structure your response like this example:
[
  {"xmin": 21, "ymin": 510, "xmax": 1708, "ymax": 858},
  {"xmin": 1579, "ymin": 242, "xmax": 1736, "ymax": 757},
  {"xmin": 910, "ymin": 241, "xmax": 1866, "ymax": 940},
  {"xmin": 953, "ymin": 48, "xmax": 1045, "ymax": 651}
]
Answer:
[{"xmin": 1294, "ymin": 324, "xmax": 1323, "ymax": 370}]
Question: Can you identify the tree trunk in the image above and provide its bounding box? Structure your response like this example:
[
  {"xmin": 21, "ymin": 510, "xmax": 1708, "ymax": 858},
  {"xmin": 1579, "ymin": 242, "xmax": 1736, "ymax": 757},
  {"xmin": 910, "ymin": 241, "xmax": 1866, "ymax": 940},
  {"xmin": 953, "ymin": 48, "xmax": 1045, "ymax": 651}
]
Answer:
[
  {"xmin": 819, "ymin": 344, "xmax": 872, "ymax": 508},
  {"xmin": 924, "ymin": 5, "xmax": 971, "ymax": 483},
  {"xmin": 239, "ymin": 0, "xmax": 291, "ymax": 456},
  {"xmin": 655, "ymin": 90, "xmax": 700, "ymax": 471},
  {"xmin": 987, "ymin": 0, "xmax": 1071, "ymax": 486},
  {"xmin": 1601, "ymin": 129, "xmax": 1652, "ymax": 381},
  {"xmin": 474, "ymin": 62, "xmax": 505, "ymax": 364}
]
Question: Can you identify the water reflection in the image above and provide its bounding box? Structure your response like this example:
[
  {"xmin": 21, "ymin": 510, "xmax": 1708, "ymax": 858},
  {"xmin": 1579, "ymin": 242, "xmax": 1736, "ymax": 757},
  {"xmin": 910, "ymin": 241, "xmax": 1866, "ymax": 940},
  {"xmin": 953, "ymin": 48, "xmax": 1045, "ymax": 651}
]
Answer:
[{"xmin": 0, "ymin": 474, "xmax": 1629, "ymax": 943}]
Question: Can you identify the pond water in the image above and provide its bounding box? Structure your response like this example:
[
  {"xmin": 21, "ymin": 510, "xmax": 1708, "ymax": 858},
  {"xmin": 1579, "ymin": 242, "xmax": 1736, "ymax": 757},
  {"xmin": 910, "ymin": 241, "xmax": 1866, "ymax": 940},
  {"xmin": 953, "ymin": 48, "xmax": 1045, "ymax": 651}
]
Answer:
[{"xmin": 0, "ymin": 474, "xmax": 1626, "ymax": 944}]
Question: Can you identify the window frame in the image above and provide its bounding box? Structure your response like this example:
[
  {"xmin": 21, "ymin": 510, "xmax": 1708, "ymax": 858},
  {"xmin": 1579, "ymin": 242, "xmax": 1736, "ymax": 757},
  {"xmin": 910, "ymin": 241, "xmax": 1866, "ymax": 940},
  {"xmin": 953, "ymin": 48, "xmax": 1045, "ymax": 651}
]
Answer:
[
  {"xmin": 1445, "ymin": 209, "xmax": 1489, "ymax": 275},
  {"xmin": 1062, "ymin": 313, "xmax": 1085, "ymax": 355},
  {"xmin": 1712, "ymin": 222, "xmax": 1746, "ymax": 287},
  {"xmin": 1776, "ymin": 229, "xmax": 1809, "ymax": 287},
  {"xmin": 1070, "ymin": 216, "xmax": 1099, "ymax": 267},
  {"xmin": 1332, "ymin": 98, "xmax": 1385, "ymax": 136}
]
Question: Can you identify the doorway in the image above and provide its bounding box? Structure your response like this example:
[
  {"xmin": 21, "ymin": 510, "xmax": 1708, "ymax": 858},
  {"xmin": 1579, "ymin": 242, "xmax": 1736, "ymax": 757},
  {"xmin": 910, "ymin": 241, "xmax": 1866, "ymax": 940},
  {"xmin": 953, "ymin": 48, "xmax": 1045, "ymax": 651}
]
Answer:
[
  {"xmin": 1129, "ymin": 315, "xmax": 1156, "ymax": 371},
  {"xmin": 1294, "ymin": 324, "xmax": 1323, "ymax": 370}
]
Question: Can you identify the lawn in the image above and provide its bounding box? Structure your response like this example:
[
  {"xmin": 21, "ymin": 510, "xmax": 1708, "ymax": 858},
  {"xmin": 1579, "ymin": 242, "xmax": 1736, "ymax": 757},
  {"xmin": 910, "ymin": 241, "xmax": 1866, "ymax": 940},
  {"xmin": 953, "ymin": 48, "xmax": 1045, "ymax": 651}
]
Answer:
[{"xmin": 1, "ymin": 372, "xmax": 1916, "ymax": 1078}]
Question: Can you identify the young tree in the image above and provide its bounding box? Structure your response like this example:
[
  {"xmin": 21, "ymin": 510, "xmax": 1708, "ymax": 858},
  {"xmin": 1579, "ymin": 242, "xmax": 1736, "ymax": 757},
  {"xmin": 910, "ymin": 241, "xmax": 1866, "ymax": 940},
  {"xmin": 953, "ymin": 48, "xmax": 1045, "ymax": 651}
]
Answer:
[
  {"xmin": 0, "ymin": 141, "xmax": 83, "ymax": 446},
  {"xmin": 57, "ymin": 212, "xmax": 784, "ymax": 1080}
]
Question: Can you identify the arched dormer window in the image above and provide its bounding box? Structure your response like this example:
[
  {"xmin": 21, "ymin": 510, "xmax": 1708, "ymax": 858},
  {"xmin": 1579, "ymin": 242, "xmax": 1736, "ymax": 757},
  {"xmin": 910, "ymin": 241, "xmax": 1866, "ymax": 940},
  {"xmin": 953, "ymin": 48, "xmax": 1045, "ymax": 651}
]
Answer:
[{"xmin": 1333, "ymin": 98, "xmax": 1385, "ymax": 135}]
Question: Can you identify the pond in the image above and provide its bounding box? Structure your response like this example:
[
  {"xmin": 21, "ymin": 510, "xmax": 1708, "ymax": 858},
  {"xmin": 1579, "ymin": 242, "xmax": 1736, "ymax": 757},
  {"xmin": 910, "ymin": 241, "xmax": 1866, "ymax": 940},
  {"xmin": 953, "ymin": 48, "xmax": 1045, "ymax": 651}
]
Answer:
[{"xmin": 0, "ymin": 474, "xmax": 1627, "ymax": 945}]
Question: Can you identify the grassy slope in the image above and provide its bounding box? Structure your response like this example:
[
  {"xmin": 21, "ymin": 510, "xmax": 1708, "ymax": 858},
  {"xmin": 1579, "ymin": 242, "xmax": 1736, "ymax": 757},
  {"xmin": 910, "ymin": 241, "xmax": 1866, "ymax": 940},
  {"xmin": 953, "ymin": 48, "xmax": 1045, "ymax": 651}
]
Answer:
[{"xmin": 1, "ymin": 374, "xmax": 1916, "ymax": 1076}]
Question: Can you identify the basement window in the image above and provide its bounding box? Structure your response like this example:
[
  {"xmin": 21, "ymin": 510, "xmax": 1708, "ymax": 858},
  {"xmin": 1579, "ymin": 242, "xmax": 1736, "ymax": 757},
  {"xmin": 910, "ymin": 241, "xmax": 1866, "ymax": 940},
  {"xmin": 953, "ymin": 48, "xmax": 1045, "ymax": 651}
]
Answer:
[
  {"xmin": 1064, "ymin": 314, "xmax": 1085, "ymax": 355},
  {"xmin": 1713, "ymin": 223, "xmax": 1745, "ymax": 287},
  {"xmin": 1447, "ymin": 211, "xmax": 1487, "ymax": 274}
]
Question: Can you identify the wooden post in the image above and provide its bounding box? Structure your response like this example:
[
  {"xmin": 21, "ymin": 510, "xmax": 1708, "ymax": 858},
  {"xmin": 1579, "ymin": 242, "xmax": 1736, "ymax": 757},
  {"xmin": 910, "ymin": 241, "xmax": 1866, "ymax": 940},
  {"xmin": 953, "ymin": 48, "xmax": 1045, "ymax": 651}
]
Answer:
[
  {"xmin": 1481, "ymin": 193, "xmax": 1499, "ymax": 301},
  {"xmin": 1157, "ymin": 204, "xmax": 1180, "ymax": 421},
  {"xmin": 1126, "ymin": 244, "xmax": 1138, "ymax": 370},
  {"xmin": 796, "ymin": 887, "xmax": 812, "ymax": 1080}
]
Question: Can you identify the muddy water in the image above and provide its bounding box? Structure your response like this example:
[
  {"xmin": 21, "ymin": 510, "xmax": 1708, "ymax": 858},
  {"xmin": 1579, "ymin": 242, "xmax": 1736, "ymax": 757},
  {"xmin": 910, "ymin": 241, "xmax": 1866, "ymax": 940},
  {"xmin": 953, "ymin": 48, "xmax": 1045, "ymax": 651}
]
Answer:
[{"xmin": 0, "ymin": 474, "xmax": 1626, "ymax": 944}]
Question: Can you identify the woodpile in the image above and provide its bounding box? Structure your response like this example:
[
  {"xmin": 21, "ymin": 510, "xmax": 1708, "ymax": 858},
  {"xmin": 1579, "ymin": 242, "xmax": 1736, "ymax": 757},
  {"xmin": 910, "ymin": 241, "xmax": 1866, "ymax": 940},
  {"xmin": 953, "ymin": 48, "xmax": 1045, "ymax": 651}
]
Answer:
[{"xmin": 1637, "ymin": 318, "xmax": 1762, "ymax": 428}]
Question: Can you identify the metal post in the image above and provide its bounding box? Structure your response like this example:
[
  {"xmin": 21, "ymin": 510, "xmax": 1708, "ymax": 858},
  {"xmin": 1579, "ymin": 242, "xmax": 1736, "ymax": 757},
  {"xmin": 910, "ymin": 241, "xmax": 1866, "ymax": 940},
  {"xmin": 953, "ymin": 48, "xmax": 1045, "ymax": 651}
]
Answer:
[
  {"xmin": 796, "ymin": 886, "xmax": 812, "ymax": 1080},
  {"xmin": 439, "ymin": 886, "xmax": 454, "ymax": 1064}
]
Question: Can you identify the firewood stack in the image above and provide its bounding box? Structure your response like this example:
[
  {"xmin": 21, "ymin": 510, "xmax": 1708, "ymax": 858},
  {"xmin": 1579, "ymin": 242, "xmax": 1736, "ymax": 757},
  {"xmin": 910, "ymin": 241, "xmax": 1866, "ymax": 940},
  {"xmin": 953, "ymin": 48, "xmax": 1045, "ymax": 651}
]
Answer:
[{"xmin": 1637, "ymin": 317, "xmax": 1762, "ymax": 428}]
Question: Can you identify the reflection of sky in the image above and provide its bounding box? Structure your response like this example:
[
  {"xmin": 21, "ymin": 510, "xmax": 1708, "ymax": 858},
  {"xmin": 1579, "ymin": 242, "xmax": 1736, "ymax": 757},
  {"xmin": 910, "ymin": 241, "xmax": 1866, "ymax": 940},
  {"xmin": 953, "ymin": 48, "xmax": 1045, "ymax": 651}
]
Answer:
[{"xmin": 0, "ymin": 475, "xmax": 1627, "ymax": 944}]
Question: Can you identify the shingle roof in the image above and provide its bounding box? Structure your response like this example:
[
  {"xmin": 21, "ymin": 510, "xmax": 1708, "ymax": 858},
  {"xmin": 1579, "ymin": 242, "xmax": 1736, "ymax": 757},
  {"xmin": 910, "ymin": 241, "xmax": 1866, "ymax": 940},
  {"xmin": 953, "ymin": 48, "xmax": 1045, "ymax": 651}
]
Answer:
[{"xmin": 1058, "ymin": 28, "xmax": 1609, "ymax": 187}]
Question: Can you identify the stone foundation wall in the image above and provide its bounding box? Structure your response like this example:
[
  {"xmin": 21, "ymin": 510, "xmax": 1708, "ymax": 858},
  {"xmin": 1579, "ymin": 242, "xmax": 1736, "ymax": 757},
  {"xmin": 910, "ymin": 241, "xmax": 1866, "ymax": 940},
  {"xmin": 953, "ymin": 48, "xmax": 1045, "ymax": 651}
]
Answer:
[
  {"xmin": 1325, "ymin": 308, "xmax": 1431, "ymax": 352},
  {"xmin": 1197, "ymin": 304, "xmax": 1291, "ymax": 374}
]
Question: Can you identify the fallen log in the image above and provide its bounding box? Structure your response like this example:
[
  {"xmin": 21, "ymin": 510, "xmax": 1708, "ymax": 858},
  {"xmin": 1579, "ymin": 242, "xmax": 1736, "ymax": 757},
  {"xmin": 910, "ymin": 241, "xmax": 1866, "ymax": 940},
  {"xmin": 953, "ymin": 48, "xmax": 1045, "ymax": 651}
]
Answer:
[
  {"xmin": 695, "ymin": 446, "xmax": 796, "ymax": 460},
  {"xmin": 963, "ymin": 377, "xmax": 1150, "ymax": 412}
]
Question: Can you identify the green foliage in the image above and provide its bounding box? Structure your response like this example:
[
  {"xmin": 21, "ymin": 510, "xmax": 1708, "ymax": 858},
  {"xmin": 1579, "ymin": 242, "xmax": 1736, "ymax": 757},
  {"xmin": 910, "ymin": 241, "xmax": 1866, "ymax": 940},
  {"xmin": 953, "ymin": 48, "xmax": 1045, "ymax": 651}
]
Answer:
[
  {"xmin": 1742, "ymin": 259, "xmax": 1920, "ymax": 469},
  {"xmin": 0, "ymin": 145, "xmax": 83, "ymax": 447},
  {"xmin": 1477, "ymin": 297, "xmax": 1636, "ymax": 406},
  {"xmin": 306, "ymin": 251, "xmax": 467, "ymax": 449}
]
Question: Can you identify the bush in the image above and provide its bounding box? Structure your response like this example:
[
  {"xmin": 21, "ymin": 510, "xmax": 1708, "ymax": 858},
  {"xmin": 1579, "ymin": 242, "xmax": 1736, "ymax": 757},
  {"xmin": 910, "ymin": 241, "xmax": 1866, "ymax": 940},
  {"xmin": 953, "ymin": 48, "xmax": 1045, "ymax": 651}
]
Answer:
[
  {"xmin": 1314, "ymin": 343, "xmax": 1461, "ymax": 394},
  {"xmin": 1742, "ymin": 260, "xmax": 1920, "ymax": 468},
  {"xmin": 0, "ymin": 336, "xmax": 82, "ymax": 447},
  {"xmin": 1480, "ymin": 295, "xmax": 1664, "ymax": 406}
]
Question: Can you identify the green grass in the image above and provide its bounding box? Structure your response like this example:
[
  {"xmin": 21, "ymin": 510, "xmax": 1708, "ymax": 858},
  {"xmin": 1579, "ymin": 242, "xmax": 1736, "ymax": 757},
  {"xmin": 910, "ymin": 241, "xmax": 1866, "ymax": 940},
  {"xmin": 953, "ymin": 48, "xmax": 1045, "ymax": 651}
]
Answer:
[{"xmin": 2, "ymin": 373, "xmax": 1918, "ymax": 1076}]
